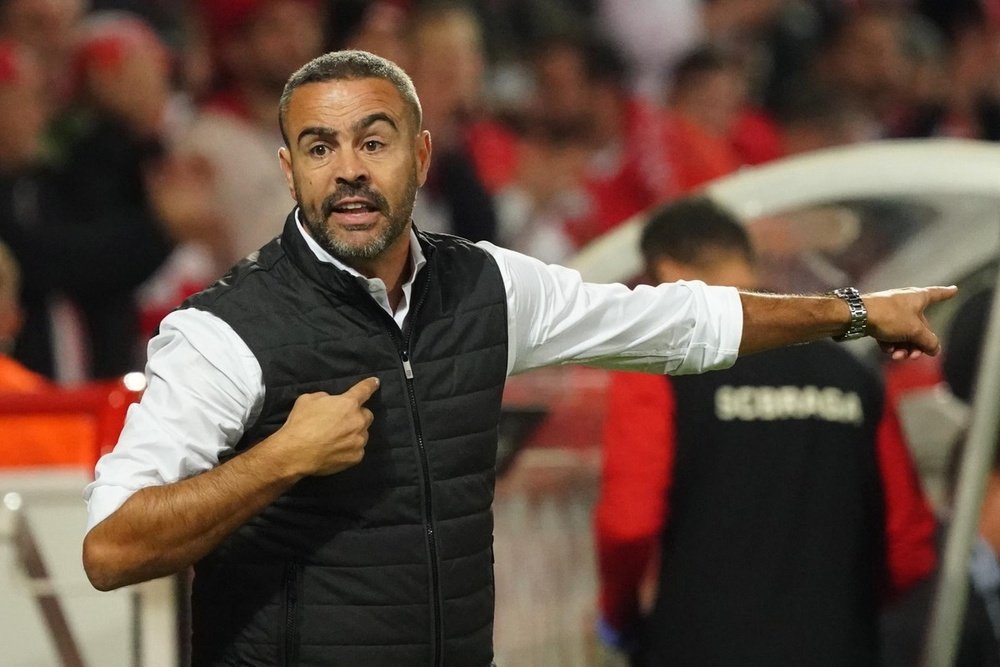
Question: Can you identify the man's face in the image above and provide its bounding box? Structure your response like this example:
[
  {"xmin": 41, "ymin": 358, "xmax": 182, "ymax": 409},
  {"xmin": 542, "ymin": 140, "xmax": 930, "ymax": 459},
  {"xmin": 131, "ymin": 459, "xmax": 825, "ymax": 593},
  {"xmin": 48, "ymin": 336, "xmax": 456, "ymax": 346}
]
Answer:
[{"xmin": 279, "ymin": 77, "xmax": 431, "ymax": 265}]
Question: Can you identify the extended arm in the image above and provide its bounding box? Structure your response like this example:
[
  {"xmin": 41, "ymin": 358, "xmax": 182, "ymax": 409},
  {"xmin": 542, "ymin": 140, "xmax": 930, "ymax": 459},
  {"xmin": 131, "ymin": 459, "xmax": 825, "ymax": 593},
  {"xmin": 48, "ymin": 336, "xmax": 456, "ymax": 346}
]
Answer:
[
  {"xmin": 83, "ymin": 380, "xmax": 379, "ymax": 591},
  {"xmin": 738, "ymin": 286, "xmax": 958, "ymax": 358}
]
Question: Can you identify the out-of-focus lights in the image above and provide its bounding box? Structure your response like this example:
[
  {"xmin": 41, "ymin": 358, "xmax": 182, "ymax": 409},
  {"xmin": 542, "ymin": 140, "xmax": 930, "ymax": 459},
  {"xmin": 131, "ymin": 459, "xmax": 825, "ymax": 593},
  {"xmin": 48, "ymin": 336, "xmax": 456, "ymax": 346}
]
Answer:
[
  {"xmin": 3, "ymin": 492, "xmax": 23, "ymax": 511},
  {"xmin": 123, "ymin": 372, "xmax": 147, "ymax": 392}
]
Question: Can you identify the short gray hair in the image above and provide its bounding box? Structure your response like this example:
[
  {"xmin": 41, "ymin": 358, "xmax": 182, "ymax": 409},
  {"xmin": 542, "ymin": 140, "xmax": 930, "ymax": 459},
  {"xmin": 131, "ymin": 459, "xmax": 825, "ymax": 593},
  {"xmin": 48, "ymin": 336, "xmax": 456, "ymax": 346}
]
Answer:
[{"xmin": 278, "ymin": 50, "xmax": 423, "ymax": 145}]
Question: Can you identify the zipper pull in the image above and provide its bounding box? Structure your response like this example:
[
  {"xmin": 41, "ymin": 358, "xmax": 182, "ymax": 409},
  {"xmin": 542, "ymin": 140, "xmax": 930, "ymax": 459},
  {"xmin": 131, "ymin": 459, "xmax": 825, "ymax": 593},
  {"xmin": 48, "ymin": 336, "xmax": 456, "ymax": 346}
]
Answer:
[{"xmin": 401, "ymin": 351, "xmax": 414, "ymax": 379}]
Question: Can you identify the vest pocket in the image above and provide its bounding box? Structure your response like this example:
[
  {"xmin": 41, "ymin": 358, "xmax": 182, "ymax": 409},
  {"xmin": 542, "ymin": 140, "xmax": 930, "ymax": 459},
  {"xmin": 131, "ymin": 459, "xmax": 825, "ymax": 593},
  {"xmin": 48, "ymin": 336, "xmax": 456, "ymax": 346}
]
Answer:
[{"xmin": 280, "ymin": 562, "xmax": 303, "ymax": 667}]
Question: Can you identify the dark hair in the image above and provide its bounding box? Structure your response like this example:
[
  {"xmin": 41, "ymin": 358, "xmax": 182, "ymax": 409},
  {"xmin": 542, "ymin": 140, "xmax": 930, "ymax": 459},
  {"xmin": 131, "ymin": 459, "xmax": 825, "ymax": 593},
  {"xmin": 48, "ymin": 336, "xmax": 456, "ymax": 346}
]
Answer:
[
  {"xmin": 671, "ymin": 43, "xmax": 741, "ymax": 94},
  {"xmin": 278, "ymin": 50, "xmax": 422, "ymax": 145},
  {"xmin": 533, "ymin": 31, "xmax": 630, "ymax": 87},
  {"xmin": 640, "ymin": 197, "xmax": 753, "ymax": 267}
]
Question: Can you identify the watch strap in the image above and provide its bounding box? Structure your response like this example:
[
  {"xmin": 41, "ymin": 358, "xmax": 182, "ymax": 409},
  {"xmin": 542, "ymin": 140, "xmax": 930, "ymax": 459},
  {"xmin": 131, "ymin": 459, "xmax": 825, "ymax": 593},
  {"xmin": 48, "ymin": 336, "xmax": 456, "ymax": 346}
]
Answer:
[{"xmin": 831, "ymin": 287, "xmax": 868, "ymax": 341}]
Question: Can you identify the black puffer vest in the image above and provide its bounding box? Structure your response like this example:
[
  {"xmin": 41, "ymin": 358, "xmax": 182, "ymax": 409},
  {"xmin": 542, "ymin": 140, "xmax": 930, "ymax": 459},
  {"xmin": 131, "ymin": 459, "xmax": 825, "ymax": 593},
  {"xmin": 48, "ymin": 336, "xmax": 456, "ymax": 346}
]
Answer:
[{"xmin": 183, "ymin": 212, "xmax": 508, "ymax": 666}]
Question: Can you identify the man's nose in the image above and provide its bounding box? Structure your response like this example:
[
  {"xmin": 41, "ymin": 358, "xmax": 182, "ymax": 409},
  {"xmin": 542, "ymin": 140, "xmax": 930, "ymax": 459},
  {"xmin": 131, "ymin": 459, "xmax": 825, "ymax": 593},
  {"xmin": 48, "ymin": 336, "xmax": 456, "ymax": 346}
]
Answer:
[{"xmin": 334, "ymin": 149, "xmax": 370, "ymax": 184}]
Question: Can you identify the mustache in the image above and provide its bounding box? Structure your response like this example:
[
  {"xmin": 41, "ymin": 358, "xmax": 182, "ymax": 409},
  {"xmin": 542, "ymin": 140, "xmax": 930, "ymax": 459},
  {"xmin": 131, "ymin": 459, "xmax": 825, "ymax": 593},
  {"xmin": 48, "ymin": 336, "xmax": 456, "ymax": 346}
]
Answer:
[{"xmin": 321, "ymin": 183, "xmax": 390, "ymax": 218}]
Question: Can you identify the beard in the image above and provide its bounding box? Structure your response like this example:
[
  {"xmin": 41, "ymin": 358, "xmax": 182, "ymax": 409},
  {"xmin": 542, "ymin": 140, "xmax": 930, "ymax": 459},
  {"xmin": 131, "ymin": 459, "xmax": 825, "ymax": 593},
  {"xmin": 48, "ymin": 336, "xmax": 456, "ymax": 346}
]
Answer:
[{"xmin": 297, "ymin": 172, "xmax": 418, "ymax": 262}]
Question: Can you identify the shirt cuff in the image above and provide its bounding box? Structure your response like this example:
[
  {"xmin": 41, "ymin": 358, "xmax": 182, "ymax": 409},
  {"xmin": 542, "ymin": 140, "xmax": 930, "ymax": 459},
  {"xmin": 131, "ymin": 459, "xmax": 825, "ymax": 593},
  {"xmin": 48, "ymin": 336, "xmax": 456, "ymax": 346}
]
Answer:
[
  {"xmin": 84, "ymin": 485, "xmax": 136, "ymax": 533},
  {"xmin": 674, "ymin": 284, "xmax": 742, "ymax": 375}
]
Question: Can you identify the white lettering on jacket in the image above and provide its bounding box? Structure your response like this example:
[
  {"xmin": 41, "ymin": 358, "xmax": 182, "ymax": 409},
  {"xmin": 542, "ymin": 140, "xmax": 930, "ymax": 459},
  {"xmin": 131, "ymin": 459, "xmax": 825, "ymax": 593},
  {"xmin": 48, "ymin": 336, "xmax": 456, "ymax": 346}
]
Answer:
[{"xmin": 715, "ymin": 385, "xmax": 864, "ymax": 425}]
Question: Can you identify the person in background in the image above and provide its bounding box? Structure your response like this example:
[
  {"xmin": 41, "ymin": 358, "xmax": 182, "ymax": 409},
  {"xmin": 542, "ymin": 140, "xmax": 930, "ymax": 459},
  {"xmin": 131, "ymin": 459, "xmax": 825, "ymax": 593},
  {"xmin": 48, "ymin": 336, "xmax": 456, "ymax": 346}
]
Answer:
[
  {"xmin": 177, "ymin": 0, "xmax": 325, "ymax": 273},
  {"xmin": 0, "ymin": 37, "xmax": 174, "ymax": 380},
  {"xmin": 50, "ymin": 11, "xmax": 198, "ymax": 378},
  {"xmin": 813, "ymin": 6, "xmax": 911, "ymax": 140},
  {"xmin": 595, "ymin": 197, "xmax": 937, "ymax": 666},
  {"xmin": 0, "ymin": 0, "xmax": 86, "ymax": 100},
  {"xmin": 775, "ymin": 82, "xmax": 872, "ymax": 156},
  {"xmin": 526, "ymin": 32, "xmax": 675, "ymax": 247},
  {"xmin": 401, "ymin": 1, "xmax": 498, "ymax": 243},
  {"xmin": 0, "ymin": 238, "xmax": 45, "ymax": 390}
]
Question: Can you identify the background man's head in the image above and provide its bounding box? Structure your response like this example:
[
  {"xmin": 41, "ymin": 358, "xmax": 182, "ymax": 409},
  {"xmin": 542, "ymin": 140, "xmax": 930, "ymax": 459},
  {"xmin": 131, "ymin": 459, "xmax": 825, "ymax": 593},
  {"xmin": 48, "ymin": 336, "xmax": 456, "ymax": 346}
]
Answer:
[{"xmin": 640, "ymin": 197, "xmax": 756, "ymax": 288}]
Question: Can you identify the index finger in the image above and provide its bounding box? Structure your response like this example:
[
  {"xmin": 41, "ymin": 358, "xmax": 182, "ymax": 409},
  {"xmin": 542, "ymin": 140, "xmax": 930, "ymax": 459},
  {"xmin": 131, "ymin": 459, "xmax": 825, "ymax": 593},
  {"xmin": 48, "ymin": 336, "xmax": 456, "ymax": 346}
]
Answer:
[
  {"xmin": 342, "ymin": 377, "xmax": 381, "ymax": 404},
  {"xmin": 923, "ymin": 285, "xmax": 959, "ymax": 304}
]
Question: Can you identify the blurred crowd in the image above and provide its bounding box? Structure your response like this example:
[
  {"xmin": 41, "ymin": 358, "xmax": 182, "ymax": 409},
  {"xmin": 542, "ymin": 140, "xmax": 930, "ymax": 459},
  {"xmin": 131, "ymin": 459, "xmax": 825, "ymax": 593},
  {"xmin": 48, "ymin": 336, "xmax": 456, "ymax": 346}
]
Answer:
[{"xmin": 2, "ymin": 0, "xmax": 1000, "ymax": 384}]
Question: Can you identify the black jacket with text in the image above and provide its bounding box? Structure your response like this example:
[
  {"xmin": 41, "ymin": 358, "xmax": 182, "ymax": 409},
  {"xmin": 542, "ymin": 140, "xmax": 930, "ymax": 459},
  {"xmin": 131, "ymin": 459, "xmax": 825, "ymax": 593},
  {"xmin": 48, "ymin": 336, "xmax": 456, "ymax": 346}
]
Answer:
[
  {"xmin": 644, "ymin": 342, "xmax": 887, "ymax": 667},
  {"xmin": 183, "ymin": 212, "xmax": 508, "ymax": 666}
]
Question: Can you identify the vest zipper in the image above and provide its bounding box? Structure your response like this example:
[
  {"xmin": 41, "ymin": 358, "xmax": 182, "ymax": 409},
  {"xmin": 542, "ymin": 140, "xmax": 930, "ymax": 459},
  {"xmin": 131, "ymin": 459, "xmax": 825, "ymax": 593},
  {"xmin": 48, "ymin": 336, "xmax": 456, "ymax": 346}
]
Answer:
[
  {"xmin": 399, "ymin": 346, "xmax": 444, "ymax": 667},
  {"xmin": 282, "ymin": 563, "xmax": 300, "ymax": 667},
  {"xmin": 398, "ymin": 271, "xmax": 444, "ymax": 667},
  {"xmin": 367, "ymin": 272, "xmax": 444, "ymax": 666}
]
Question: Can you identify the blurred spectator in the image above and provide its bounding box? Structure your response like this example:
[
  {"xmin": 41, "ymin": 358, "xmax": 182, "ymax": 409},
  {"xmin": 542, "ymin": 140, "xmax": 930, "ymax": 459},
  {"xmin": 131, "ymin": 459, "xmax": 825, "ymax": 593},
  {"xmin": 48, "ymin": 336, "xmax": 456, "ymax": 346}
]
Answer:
[
  {"xmin": 52, "ymin": 11, "xmax": 195, "ymax": 378},
  {"xmin": 0, "ymin": 0, "xmax": 86, "ymax": 100},
  {"xmin": 337, "ymin": 0, "xmax": 408, "ymax": 65},
  {"xmin": 1, "ymin": 35, "xmax": 174, "ymax": 380},
  {"xmin": 63, "ymin": 11, "xmax": 223, "ymax": 361},
  {"xmin": 776, "ymin": 82, "xmax": 872, "ymax": 155},
  {"xmin": 177, "ymin": 0, "xmax": 325, "ymax": 272},
  {"xmin": 896, "ymin": 12, "xmax": 1000, "ymax": 140},
  {"xmin": 595, "ymin": 197, "xmax": 936, "ymax": 666},
  {"xmin": 493, "ymin": 119, "xmax": 590, "ymax": 262},
  {"xmin": 0, "ymin": 238, "xmax": 46, "ymax": 390},
  {"xmin": 664, "ymin": 45, "xmax": 750, "ymax": 192},
  {"xmin": 814, "ymin": 6, "xmax": 911, "ymax": 138},
  {"xmin": 401, "ymin": 1, "xmax": 498, "ymax": 242},
  {"xmin": 524, "ymin": 32, "xmax": 674, "ymax": 247}
]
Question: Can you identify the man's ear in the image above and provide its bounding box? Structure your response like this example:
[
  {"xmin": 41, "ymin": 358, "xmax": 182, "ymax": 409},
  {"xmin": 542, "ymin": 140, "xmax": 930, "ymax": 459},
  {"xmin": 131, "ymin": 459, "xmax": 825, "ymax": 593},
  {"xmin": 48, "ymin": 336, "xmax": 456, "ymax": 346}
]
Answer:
[
  {"xmin": 278, "ymin": 147, "xmax": 296, "ymax": 202},
  {"xmin": 415, "ymin": 130, "xmax": 432, "ymax": 187}
]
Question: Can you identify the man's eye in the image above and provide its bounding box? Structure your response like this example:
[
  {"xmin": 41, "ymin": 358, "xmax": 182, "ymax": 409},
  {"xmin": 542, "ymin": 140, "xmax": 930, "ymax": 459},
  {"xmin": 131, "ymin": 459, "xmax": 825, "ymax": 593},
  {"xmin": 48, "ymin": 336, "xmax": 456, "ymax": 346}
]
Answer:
[
  {"xmin": 363, "ymin": 140, "xmax": 384, "ymax": 152},
  {"xmin": 309, "ymin": 145, "xmax": 328, "ymax": 157}
]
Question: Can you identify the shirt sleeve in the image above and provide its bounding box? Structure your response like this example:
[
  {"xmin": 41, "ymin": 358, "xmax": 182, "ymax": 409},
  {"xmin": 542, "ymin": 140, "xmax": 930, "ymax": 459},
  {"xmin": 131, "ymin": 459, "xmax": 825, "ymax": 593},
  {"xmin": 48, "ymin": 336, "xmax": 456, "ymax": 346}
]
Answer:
[
  {"xmin": 877, "ymin": 397, "xmax": 938, "ymax": 600},
  {"xmin": 595, "ymin": 370, "xmax": 676, "ymax": 631},
  {"xmin": 478, "ymin": 242, "xmax": 742, "ymax": 376},
  {"xmin": 83, "ymin": 308, "xmax": 264, "ymax": 532}
]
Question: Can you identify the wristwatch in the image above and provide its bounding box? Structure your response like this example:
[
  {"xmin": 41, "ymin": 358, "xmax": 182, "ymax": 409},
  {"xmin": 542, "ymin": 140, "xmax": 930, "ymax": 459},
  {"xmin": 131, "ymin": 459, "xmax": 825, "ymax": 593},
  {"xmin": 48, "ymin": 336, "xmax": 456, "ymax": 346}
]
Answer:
[{"xmin": 831, "ymin": 287, "xmax": 868, "ymax": 341}]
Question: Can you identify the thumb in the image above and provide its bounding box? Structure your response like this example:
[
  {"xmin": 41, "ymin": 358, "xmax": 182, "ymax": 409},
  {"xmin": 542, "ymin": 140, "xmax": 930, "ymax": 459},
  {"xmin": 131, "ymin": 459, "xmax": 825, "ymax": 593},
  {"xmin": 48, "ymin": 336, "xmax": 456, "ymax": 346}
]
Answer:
[{"xmin": 343, "ymin": 377, "xmax": 380, "ymax": 404}]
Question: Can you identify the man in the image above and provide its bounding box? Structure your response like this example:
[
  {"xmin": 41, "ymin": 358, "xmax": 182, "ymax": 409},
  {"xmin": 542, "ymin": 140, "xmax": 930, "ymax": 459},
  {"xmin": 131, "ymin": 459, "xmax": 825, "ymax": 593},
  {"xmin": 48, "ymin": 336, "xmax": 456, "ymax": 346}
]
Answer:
[
  {"xmin": 81, "ymin": 50, "xmax": 954, "ymax": 666},
  {"xmin": 594, "ymin": 197, "xmax": 938, "ymax": 666}
]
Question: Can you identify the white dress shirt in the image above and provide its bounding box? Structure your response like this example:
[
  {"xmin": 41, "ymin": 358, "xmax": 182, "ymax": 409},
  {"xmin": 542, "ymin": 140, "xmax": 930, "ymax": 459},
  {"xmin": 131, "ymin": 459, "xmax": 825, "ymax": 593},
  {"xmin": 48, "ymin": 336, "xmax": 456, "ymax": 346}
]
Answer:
[{"xmin": 84, "ymin": 218, "xmax": 743, "ymax": 530}]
